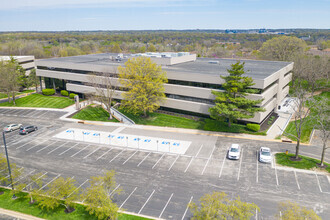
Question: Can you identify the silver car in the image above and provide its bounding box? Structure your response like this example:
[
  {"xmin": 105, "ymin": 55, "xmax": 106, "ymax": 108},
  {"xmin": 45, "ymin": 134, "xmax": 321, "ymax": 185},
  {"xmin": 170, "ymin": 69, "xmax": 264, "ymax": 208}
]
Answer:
[
  {"xmin": 228, "ymin": 144, "xmax": 241, "ymax": 160},
  {"xmin": 259, "ymin": 147, "xmax": 272, "ymax": 163},
  {"xmin": 3, "ymin": 124, "xmax": 23, "ymax": 132}
]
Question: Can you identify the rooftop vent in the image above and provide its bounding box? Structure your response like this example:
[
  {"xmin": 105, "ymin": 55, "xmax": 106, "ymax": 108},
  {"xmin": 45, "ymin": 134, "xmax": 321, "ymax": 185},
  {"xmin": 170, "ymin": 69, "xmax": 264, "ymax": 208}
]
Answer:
[{"xmin": 208, "ymin": 61, "xmax": 219, "ymax": 64}]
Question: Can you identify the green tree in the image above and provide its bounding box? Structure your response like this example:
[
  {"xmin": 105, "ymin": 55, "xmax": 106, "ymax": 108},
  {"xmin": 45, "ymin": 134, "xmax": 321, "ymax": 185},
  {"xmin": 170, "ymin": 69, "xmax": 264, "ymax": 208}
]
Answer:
[
  {"xmin": 259, "ymin": 36, "xmax": 307, "ymax": 61},
  {"xmin": 209, "ymin": 61, "xmax": 264, "ymax": 127},
  {"xmin": 189, "ymin": 192, "xmax": 259, "ymax": 220},
  {"xmin": 112, "ymin": 43, "xmax": 122, "ymax": 53},
  {"xmin": 277, "ymin": 201, "xmax": 321, "ymax": 220},
  {"xmin": 37, "ymin": 177, "xmax": 79, "ymax": 213},
  {"xmin": 147, "ymin": 44, "xmax": 156, "ymax": 52},
  {"xmin": 82, "ymin": 170, "xmax": 121, "ymax": 220},
  {"xmin": 24, "ymin": 172, "xmax": 47, "ymax": 204},
  {"xmin": 118, "ymin": 57, "xmax": 168, "ymax": 117},
  {"xmin": 27, "ymin": 69, "xmax": 39, "ymax": 92}
]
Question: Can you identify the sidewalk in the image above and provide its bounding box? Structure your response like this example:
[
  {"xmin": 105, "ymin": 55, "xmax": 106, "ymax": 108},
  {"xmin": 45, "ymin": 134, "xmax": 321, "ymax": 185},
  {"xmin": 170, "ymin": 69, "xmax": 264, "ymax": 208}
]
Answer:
[{"xmin": 0, "ymin": 208, "xmax": 44, "ymax": 220}]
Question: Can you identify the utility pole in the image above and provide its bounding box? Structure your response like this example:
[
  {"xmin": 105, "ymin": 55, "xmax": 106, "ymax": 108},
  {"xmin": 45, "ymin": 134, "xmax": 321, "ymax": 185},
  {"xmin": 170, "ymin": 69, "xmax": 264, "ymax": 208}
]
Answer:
[{"xmin": 2, "ymin": 132, "xmax": 16, "ymax": 199}]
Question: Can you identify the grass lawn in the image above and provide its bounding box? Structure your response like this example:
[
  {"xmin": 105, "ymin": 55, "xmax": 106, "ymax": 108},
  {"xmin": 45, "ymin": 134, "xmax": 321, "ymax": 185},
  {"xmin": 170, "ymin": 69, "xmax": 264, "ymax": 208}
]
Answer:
[
  {"xmin": 0, "ymin": 90, "xmax": 35, "ymax": 99},
  {"xmin": 284, "ymin": 91, "xmax": 329, "ymax": 143},
  {"xmin": 0, "ymin": 94, "xmax": 74, "ymax": 109},
  {"xmin": 275, "ymin": 153, "xmax": 330, "ymax": 173},
  {"xmin": 0, "ymin": 188, "xmax": 151, "ymax": 220},
  {"xmin": 72, "ymin": 106, "xmax": 119, "ymax": 122}
]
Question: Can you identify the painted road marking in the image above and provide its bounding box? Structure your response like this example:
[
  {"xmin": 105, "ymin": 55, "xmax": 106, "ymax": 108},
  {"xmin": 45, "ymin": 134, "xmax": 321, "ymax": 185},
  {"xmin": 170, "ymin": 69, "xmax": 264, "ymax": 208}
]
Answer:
[
  {"xmin": 24, "ymin": 172, "xmax": 48, "ymax": 189},
  {"xmin": 273, "ymin": 156, "xmax": 279, "ymax": 186},
  {"xmin": 181, "ymin": 196, "xmax": 193, "ymax": 220},
  {"xmin": 152, "ymin": 153, "xmax": 165, "ymax": 169},
  {"xmin": 219, "ymin": 149, "xmax": 227, "ymax": 178},
  {"xmin": 26, "ymin": 140, "xmax": 48, "ymax": 151},
  {"xmin": 59, "ymin": 143, "xmax": 79, "ymax": 156},
  {"xmin": 38, "ymin": 174, "xmax": 61, "ymax": 191},
  {"xmin": 195, "ymin": 144, "xmax": 204, "ymax": 158},
  {"xmin": 83, "ymin": 146, "xmax": 102, "ymax": 159},
  {"xmin": 109, "ymin": 149, "xmax": 125, "ymax": 163},
  {"xmin": 47, "ymin": 143, "xmax": 67, "ymax": 155},
  {"xmin": 237, "ymin": 148, "xmax": 244, "ymax": 181},
  {"xmin": 294, "ymin": 171, "xmax": 300, "ymax": 190},
  {"xmin": 256, "ymin": 151, "xmax": 259, "ymax": 183},
  {"xmin": 109, "ymin": 184, "xmax": 121, "ymax": 196},
  {"xmin": 315, "ymin": 173, "xmax": 323, "ymax": 193},
  {"xmin": 8, "ymin": 170, "xmax": 35, "ymax": 187},
  {"xmin": 119, "ymin": 187, "xmax": 137, "ymax": 209},
  {"xmin": 137, "ymin": 152, "xmax": 151, "ymax": 167},
  {"xmin": 96, "ymin": 147, "xmax": 113, "ymax": 161},
  {"xmin": 184, "ymin": 157, "xmax": 194, "ymax": 173},
  {"xmin": 159, "ymin": 193, "xmax": 173, "ymax": 218},
  {"xmin": 68, "ymin": 179, "xmax": 89, "ymax": 198},
  {"xmin": 123, "ymin": 151, "xmax": 138, "ymax": 165},
  {"xmin": 36, "ymin": 142, "xmax": 57, "ymax": 153},
  {"xmin": 201, "ymin": 145, "xmax": 216, "ymax": 175},
  {"xmin": 16, "ymin": 139, "xmax": 37, "ymax": 150},
  {"xmin": 138, "ymin": 189, "xmax": 155, "ymax": 214},
  {"xmin": 168, "ymin": 155, "xmax": 179, "ymax": 171},
  {"xmin": 70, "ymin": 144, "xmax": 90, "ymax": 158},
  {"xmin": 36, "ymin": 111, "xmax": 49, "ymax": 118}
]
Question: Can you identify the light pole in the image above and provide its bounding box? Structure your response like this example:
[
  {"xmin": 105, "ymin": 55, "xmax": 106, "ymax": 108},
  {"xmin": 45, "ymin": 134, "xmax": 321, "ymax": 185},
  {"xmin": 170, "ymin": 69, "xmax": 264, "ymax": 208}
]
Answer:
[
  {"xmin": 72, "ymin": 130, "xmax": 75, "ymax": 140},
  {"xmin": 156, "ymin": 140, "xmax": 159, "ymax": 152},
  {"xmin": 2, "ymin": 132, "xmax": 16, "ymax": 199},
  {"xmin": 126, "ymin": 136, "xmax": 128, "ymax": 148},
  {"xmin": 82, "ymin": 132, "xmax": 84, "ymax": 142}
]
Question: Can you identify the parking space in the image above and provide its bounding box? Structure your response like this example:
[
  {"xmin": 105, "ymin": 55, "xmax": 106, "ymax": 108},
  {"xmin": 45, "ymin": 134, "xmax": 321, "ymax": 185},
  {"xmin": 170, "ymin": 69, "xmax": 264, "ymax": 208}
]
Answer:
[
  {"xmin": 297, "ymin": 173, "xmax": 323, "ymax": 194},
  {"xmin": 0, "ymin": 108, "xmax": 68, "ymax": 120}
]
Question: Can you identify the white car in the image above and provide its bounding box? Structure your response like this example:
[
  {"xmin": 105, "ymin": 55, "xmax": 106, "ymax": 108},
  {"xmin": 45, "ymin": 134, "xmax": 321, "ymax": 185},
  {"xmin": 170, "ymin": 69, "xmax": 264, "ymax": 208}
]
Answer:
[
  {"xmin": 227, "ymin": 144, "xmax": 241, "ymax": 160},
  {"xmin": 259, "ymin": 147, "xmax": 272, "ymax": 163},
  {"xmin": 3, "ymin": 124, "xmax": 23, "ymax": 132}
]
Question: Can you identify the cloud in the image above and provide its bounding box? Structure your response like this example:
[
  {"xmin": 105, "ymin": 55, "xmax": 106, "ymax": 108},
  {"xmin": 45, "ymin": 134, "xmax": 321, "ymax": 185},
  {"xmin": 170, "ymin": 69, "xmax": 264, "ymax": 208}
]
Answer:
[{"xmin": 0, "ymin": 0, "xmax": 212, "ymax": 10}]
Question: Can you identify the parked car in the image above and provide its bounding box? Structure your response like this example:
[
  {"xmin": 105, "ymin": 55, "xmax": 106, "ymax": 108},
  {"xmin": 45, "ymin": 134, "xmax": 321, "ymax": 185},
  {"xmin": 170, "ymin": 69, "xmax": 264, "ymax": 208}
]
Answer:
[
  {"xmin": 227, "ymin": 144, "xmax": 241, "ymax": 160},
  {"xmin": 259, "ymin": 147, "xmax": 272, "ymax": 163},
  {"xmin": 19, "ymin": 125, "xmax": 38, "ymax": 135},
  {"xmin": 3, "ymin": 124, "xmax": 23, "ymax": 132}
]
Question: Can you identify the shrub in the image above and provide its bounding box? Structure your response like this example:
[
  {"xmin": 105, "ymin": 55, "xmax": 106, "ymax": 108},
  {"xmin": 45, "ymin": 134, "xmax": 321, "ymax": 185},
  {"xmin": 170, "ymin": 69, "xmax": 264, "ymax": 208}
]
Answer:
[
  {"xmin": 247, "ymin": 123, "xmax": 260, "ymax": 132},
  {"xmin": 60, "ymin": 90, "xmax": 69, "ymax": 96},
  {"xmin": 69, "ymin": 93, "xmax": 78, "ymax": 99},
  {"xmin": 42, "ymin": 89, "xmax": 55, "ymax": 96}
]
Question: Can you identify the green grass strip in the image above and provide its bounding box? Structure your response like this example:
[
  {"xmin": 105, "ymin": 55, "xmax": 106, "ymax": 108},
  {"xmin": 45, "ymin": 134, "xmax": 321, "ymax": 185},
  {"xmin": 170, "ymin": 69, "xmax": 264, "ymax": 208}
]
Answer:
[
  {"xmin": 275, "ymin": 153, "xmax": 330, "ymax": 173},
  {"xmin": 0, "ymin": 188, "xmax": 151, "ymax": 220},
  {"xmin": 72, "ymin": 106, "xmax": 119, "ymax": 122}
]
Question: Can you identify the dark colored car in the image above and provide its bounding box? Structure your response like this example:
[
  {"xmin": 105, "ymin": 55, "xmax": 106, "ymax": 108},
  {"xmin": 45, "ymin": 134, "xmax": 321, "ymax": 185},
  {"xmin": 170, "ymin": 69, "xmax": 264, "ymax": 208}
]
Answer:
[{"xmin": 19, "ymin": 125, "xmax": 38, "ymax": 135}]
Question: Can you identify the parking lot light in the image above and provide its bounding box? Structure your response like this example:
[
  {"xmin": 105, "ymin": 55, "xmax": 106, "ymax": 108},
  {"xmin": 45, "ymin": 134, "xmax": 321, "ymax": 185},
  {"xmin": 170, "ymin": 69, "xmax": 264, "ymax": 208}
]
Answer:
[
  {"xmin": 156, "ymin": 140, "xmax": 159, "ymax": 152},
  {"xmin": 126, "ymin": 136, "xmax": 128, "ymax": 148},
  {"xmin": 2, "ymin": 132, "xmax": 16, "ymax": 199}
]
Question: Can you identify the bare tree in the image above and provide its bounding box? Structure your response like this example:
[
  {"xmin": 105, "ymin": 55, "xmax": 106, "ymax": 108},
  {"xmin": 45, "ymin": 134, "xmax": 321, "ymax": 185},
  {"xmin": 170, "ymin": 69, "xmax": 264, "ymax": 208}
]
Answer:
[
  {"xmin": 87, "ymin": 69, "xmax": 118, "ymax": 120},
  {"xmin": 283, "ymin": 79, "xmax": 318, "ymax": 160},
  {"xmin": 314, "ymin": 98, "xmax": 330, "ymax": 167}
]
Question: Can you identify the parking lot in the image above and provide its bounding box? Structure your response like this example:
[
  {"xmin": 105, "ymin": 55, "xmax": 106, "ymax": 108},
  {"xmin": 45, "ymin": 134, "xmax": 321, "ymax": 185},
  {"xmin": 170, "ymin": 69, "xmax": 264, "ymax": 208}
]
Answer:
[{"xmin": 0, "ymin": 108, "xmax": 329, "ymax": 219}]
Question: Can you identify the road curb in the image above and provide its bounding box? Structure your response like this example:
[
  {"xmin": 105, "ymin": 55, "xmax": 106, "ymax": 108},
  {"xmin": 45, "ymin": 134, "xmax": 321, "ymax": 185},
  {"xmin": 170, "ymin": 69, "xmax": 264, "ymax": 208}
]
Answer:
[{"xmin": 0, "ymin": 208, "xmax": 45, "ymax": 220}]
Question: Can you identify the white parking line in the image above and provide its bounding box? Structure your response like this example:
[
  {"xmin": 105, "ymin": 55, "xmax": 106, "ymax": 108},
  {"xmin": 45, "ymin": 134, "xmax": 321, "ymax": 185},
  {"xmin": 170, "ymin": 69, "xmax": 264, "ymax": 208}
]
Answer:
[
  {"xmin": 195, "ymin": 144, "xmax": 204, "ymax": 158},
  {"xmin": 184, "ymin": 157, "xmax": 194, "ymax": 173},
  {"xmin": 36, "ymin": 111, "xmax": 49, "ymax": 118},
  {"xmin": 152, "ymin": 153, "xmax": 165, "ymax": 169},
  {"xmin": 83, "ymin": 146, "xmax": 102, "ymax": 159},
  {"xmin": 109, "ymin": 184, "xmax": 121, "ymax": 196},
  {"xmin": 256, "ymin": 151, "xmax": 259, "ymax": 183},
  {"xmin": 59, "ymin": 143, "xmax": 79, "ymax": 156},
  {"xmin": 137, "ymin": 152, "xmax": 151, "ymax": 167},
  {"xmin": 159, "ymin": 193, "xmax": 173, "ymax": 218},
  {"xmin": 123, "ymin": 151, "xmax": 138, "ymax": 165},
  {"xmin": 47, "ymin": 143, "xmax": 67, "ymax": 155},
  {"xmin": 168, "ymin": 155, "xmax": 179, "ymax": 171},
  {"xmin": 138, "ymin": 189, "xmax": 155, "ymax": 214},
  {"xmin": 24, "ymin": 172, "xmax": 48, "ymax": 189},
  {"xmin": 36, "ymin": 142, "xmax": 57, "ymax": 153},
  {"xmin": 26, "ymin": 140, "xmax": 48, "ymax": 151},
  {"xmin": 96, "ymin": 147, "xmax": 113, "ymax": 161},
  {"xmin": 8, "ymin": 170, "xmax": 35, "ymax": 187},
  {"xmin": 70, "ymin": 144, "xmax": 90, "ymax": 158},
  {"xmin": 38, "ymin": 174, "xmax": 61, "ymax": 191},
  {"xmin": 273, "ymin": 157, "xmax": 279, "ymax": 186},
  {"xmin": 16, "ymin": 139, "xmax": 37, "ymax": 150},
  {"xmin": 119, "ymin": 187, "xmax": 137, "ymax": 209},
  {"xmin": 219, "ymin": 149, "xmax": 227, "ymax": 178},
  {"xmin": 237, "ymin": 148, "xmax": 244, "ymax": 181},
  {"xmin": 315, "ymin": 173, "xmax": 323, "ymax": 192},
  {"xmin": 68, "ymin": 179, "xmax": 89, "ymax": 198},
  {"xmin": 181, "ymin": 196, "xmax": 193, "ymax": 220},
  {"xmin": 294, "ymin": 171, "xmax": 300, "ymax": 190},
  {"xmin": 201, "ymin": 145, "xmax": 215, "ymax": 175},
  {"xmin": 109, "ymin": 149, "xmax": 125, "ymax": 163},
  {"xmin": 255, "ymin": 208, "xmax": 258, "ymax": 220}
]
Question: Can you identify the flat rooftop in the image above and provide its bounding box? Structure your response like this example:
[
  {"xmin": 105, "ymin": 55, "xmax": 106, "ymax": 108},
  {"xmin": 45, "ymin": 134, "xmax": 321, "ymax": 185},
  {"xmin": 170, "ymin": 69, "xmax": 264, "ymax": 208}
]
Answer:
[{"xmin": 37, "ymin": 53, "xmax": 292, "ymax": 80}]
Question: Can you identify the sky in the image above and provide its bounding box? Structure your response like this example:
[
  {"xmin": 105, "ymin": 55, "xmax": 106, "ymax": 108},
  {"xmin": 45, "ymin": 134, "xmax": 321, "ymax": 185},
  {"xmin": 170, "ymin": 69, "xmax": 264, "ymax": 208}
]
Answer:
[{"xmin": 0, "ymin": 0, "xmax": 329, "ymax": 31}]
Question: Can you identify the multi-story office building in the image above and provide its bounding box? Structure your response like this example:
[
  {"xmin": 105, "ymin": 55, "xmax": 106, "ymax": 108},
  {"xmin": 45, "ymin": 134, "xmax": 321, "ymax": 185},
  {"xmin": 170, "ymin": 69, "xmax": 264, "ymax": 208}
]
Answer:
[
  {"xmin": 36, "ymin": 52, "xmax": 293, "ymax": 124},
  {"xmin": 0, "ymin": 56, "xmax": 35, "ymax": 75}
]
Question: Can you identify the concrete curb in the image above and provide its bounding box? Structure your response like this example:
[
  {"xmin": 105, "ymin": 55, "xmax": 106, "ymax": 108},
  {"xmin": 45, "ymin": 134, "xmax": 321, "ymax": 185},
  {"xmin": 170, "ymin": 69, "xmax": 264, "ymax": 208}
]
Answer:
[{"xmin": 0, "ymin": 208, "xmax": 45, "ymax": 220}]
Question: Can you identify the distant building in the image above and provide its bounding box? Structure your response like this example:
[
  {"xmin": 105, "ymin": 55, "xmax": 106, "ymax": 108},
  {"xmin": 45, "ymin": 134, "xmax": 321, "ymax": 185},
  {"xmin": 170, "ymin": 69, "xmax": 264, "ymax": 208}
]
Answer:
[{"xmin": 36, "ymin": 52, "xmax": 293, "ymax": 124}]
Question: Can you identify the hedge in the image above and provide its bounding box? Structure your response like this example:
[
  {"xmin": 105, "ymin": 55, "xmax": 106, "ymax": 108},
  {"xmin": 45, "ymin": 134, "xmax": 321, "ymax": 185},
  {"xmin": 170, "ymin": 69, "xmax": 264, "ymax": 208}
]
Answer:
[
  {"xmin": 69, "ymin": 93, "xmax": 78, "ymax": 99},
  {"xmin": 42, "ymin": 89, "xmax": 55, "ymax": 96},
  {"xmin": 60, "ymin": 90, "xmax": 69, "ymax": 96},
  {"xmin": 246, "ymin": 123, "xmax": 260, "ymax": 132}
]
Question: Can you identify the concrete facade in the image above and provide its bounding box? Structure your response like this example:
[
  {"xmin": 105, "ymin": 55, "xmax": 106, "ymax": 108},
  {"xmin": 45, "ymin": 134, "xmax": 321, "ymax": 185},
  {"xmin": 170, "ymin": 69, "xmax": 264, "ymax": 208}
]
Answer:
[
  {"xmin": 0, "ymin": 56, "xmax": 35, "ymax": 75},
  {"xmin": 36, "ymin": 53, "xmax": 293, "ymax": 124}
]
